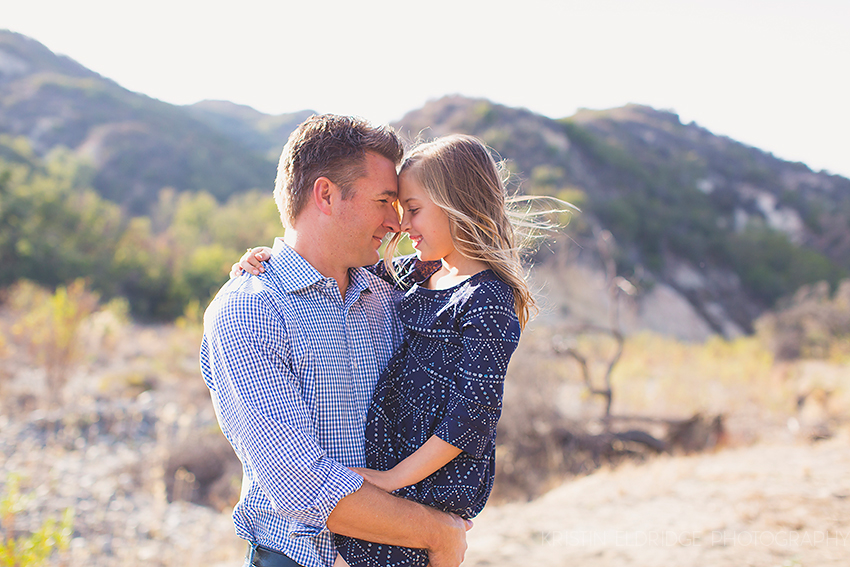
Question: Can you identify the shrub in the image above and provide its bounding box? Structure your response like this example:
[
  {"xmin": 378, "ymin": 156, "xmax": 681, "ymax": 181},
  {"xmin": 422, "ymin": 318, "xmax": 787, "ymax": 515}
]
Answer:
[
  {"xmin": 0, "ymin": 475, "xmax": 73, "ymax": 567},
  {"xmin": 8, "ymin": 280, "xmax": 100, "ymax": 407},
  {"xmin": 724, "ymin": 227, "xmax": 845, "ymax": 306},
  {"xmin": 757, "ymin": 279, "xmax": 850, "ymax": 360}
]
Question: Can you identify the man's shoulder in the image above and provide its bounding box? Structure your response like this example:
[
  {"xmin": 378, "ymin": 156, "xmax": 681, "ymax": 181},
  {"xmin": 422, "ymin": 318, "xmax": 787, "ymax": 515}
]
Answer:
[
  {"xmin": 213, "ymin": 272, "xmax": 280, "ymax": 303},
  {"xmin": 204, "ymin": 274, "xmax": 286, "ymax": 332}
]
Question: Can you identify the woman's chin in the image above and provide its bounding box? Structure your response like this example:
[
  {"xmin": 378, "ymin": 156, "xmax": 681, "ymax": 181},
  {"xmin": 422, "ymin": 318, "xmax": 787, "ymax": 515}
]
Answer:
[{"xmin": 415, "ymin": 251, "xmax": 439, "ymax": 262}]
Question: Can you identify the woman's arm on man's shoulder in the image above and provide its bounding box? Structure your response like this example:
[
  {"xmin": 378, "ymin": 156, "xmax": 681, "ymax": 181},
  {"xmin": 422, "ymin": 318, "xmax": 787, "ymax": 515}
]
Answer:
[{"xmin": 231, "ymin": 246, "xmax": 272, "ymax": 277}]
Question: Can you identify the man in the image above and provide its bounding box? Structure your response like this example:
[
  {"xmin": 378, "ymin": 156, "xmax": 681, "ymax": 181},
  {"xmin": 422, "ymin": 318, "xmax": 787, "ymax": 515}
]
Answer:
[{"xmin": 200, "ymin": 114, "xmax": 470, "ymax": 567}]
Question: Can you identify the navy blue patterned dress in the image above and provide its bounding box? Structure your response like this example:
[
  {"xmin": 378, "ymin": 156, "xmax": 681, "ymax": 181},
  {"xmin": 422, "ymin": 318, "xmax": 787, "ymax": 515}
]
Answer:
[{"xmin": 335, "ymin": 258, "xmax": 521, "ymax": 567}]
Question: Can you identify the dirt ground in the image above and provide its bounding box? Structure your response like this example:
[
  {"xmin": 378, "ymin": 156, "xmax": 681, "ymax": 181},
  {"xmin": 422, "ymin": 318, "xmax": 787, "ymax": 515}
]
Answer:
[
  {"xmin": 464, "ymin": 433, "xmax": 850, "ymax": 567},
  {"xmin": 2, "ymin": 318, "xmax": 849, "ymax": 566}
]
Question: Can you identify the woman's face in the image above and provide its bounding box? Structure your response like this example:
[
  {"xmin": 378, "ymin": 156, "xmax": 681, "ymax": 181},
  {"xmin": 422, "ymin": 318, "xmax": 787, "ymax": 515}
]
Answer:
[{"xmin": 398, "ymin": 171, "xmax": 455, "ymax": 262}]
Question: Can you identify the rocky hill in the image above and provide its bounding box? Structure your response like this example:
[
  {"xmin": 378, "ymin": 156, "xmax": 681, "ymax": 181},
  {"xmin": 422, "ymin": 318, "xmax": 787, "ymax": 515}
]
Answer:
[
  {"xmin": 185, "ymin": 100, "xmax": 313, "ymax": 160},
  {"xmin": 0, "ymin": 31, "xmax": 283, "ymax": 214},
  {"xmin": 395, "ymin": 96, "xmax": 850, "ymax": 337},
  {"xmin": 2, "ymin": 32, "xmax": 849, "ymax": 336}
]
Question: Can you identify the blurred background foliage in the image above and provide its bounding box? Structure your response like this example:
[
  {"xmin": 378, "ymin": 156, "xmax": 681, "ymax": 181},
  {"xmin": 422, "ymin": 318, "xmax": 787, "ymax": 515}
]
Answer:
[
  {"xmin": 0, "ymin": 474, "xmax": 73, "ymax": 566},
  {"xmin": 0, "ymin": 139, "xmax": 281, "ymax": 321}
]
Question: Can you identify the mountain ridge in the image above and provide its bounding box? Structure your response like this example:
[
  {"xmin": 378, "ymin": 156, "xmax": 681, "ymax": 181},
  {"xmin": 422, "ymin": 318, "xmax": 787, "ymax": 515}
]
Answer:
[
  {"xmin": 0, "ymin": 30, "xmax": 285, "ymax": 213},
  {"xmin": 2, "ymin": 31, "xmax": 849, "ymax": 337},
  {"xmin": 394, "ymin": 95, "xmax": 848, "ymax": 336},
  {"xmin": 185, "ymin": 100, "xmax": 314, "ymax": 160}
]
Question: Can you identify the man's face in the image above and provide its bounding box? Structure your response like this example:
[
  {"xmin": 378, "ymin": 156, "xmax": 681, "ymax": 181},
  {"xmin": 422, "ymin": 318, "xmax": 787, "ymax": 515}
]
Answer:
[{"xmin": 335, "ymin": 151, "xmax": 401, "ymax": 267}]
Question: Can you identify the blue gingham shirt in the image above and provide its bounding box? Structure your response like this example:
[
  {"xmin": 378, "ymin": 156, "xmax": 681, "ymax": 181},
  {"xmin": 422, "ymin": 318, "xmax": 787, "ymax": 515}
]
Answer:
[{"xmin": 200, "ymin": 239, "xmax": 405, "ymax": 567}]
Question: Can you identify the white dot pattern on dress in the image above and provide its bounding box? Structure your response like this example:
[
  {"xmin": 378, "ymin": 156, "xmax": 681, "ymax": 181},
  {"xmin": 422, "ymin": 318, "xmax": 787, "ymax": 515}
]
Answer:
[{"xmin": 336, "ymin": 266, "xmax": 521, "ymax": 567}]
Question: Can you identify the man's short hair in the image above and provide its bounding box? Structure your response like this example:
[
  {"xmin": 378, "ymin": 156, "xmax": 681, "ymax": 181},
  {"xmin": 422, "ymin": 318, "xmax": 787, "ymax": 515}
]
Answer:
[{"xmin": 274, "ymin": 114, "xmax": 404, "ymax": 225}]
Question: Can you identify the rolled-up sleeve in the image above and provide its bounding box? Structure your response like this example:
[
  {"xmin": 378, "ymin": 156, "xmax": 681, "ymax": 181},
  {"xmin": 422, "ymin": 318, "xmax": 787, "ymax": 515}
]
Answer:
[
  {"xmin": 433, "ymin": 282, "xmax": 520, "ymax": 459},
  {"xmin": 202, "ymin": 290, "xmax": 362, "ymax": 528}
]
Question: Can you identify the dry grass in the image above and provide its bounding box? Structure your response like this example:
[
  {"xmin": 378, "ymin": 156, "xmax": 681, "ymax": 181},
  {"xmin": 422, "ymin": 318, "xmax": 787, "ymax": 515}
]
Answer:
[
  {"xmin": 492, "ymin": 320, "xmax": 850, "ymax": 502},
  {"xmin": 2, "ymin": 285, "xmax": 850, "ymax": 566},
  {"xmin": 1, "ymin": 297, "xmax": 245, "ymax": 566},
  {"xmin": 466, "ymin": 432, "xmax": 850, "ymax": 567}
]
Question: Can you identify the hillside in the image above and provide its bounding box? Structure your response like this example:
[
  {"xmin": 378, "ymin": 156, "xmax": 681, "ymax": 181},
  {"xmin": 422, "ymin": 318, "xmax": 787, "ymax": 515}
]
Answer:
[
  {"xmin": 0, "ymin": 31, "xmax": 283, "ymax": 214},
  {"xmin": 395, "ymin": 96, "xmax": 850, "ymax": 336},
  {"xmin": 186, "ymin": 100, "xmax": 313, "ymax": 160},
  {"xmin": 2, "ymin": 32, "xmax": 850, "ymax": 334}
]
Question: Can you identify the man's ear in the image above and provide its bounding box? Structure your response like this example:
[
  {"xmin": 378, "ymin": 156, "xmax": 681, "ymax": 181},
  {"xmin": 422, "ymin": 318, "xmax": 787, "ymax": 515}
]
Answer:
[{"xmin": 313, "ymin": 177, "xmax": 338, "ymax": 216}]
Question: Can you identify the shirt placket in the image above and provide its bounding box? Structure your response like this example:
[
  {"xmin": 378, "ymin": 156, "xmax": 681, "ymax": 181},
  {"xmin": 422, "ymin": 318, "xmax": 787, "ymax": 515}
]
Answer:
[
  {"xmin": 317, "ymin": 278, "xmax": 368, "ymax": 466},
  {"xmin": 345, "ymin": 291, "xmax": 375, "ymax": 447}
]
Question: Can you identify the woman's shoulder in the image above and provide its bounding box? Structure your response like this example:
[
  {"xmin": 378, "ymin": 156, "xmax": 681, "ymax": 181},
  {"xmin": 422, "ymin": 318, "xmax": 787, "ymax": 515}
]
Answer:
[
  {"xmin": 366, "ymin": 255, "xmax": 441, "ymax": 289},
  {"xmin": 462, "ymin": 272, "xmax": 520, "ymax": 323},
  {"xmin": 398, "ymin": 255, "xmax": 442, "ymax": 285},
  {"xmin": 469, "ymin": 270, "xmax": 514, "ymax": 300}
]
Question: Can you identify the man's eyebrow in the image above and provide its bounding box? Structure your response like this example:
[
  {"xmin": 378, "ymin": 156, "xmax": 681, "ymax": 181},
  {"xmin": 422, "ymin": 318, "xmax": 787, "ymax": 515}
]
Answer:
[{"xmin": 379, "ymin": 189, "xmax": 398, "ymax": 198}]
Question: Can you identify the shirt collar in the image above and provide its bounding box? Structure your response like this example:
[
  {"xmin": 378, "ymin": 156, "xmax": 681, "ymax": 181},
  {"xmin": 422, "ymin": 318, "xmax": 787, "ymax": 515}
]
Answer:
[
  {"xmin": 347, "ymin": 266, "xmax": 373, "ymax": 299},
  {"xmin": 267, "ymin": 238, "xmax": 373, "ymax": 298}
]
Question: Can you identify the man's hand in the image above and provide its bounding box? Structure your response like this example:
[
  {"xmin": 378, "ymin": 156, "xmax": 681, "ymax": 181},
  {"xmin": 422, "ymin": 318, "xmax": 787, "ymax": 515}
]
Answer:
[
  {"xmin": 423, "ymin": 508, "xmax": 473, "ymax": 567},
  {"xmin": 327, "ymin": 481, "xmax": 472, "ymax": 567}
]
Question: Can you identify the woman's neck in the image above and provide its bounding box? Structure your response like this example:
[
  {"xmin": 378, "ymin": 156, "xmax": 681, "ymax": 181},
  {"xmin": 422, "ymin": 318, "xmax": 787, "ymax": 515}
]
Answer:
[{"xmin": 426, "ymin": 253, "xmax": 489, "ymax": 290}]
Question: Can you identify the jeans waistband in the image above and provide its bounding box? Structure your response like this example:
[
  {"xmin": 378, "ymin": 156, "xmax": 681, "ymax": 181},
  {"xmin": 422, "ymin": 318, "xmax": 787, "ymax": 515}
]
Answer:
[{"xmin": 245, "ymin": 543, "xmax": 304, "ymax": 567}]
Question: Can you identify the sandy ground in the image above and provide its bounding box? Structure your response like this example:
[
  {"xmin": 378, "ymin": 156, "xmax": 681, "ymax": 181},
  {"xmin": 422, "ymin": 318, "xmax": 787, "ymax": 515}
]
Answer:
[
  {"xmin": 3, "ymin": 319, "xmax": 848, "ymax": 566},
  {"xmin": 8, "ymin": 400, "xmax": 848, "ymax": 567},
  {"xmin": 464, "ymin": 434, "xmax": 850, "ymax": 567}
]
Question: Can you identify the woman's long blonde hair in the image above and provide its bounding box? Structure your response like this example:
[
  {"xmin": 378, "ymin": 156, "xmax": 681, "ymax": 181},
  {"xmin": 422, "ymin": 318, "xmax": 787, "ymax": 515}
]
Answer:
[{"xmin": 385, "ymin": 134, "xmax": 571, "ymax": 329}]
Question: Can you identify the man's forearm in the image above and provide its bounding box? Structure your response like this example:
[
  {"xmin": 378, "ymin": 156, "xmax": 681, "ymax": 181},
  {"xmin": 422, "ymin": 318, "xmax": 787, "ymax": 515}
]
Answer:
[{"xmin": 326, "ymin": 481, "xmax": 470, "ymax": 567}]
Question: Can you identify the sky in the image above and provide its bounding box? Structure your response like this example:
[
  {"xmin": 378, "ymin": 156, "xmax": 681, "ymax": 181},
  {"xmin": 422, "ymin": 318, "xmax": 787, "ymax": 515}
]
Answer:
[{"xmin": 5, "ymin": 0, "xmax": 850, "ymax": 177}]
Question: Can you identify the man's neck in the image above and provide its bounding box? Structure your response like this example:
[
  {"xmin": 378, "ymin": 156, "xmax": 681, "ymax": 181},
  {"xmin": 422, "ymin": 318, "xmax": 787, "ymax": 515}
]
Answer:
[{"xmin": 283, "ymin": 228, "xmax": 351, "ymax": 298}]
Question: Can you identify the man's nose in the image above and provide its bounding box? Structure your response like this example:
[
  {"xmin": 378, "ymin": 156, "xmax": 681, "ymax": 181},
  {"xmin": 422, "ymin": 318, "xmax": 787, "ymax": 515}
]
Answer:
[{"xmin": 384, "ymin": 206, "xmax": 401, "ymax": 232}]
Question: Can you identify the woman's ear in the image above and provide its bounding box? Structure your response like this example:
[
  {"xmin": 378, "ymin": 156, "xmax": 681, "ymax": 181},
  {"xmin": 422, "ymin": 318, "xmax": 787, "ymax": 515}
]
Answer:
[{"xmin": 313, "ymin": 177, "xmax": 337, "ymax": 216}]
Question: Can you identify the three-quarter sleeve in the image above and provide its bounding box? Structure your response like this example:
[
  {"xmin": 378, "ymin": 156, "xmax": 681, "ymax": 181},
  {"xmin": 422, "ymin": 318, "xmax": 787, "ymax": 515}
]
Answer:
[{"xmin": 433, "ymin": 280, "xmax": 520, "ymax": 458}]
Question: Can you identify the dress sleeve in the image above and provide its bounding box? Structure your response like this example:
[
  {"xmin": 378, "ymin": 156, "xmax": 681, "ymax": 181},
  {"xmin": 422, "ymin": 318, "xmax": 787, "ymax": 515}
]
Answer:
[
  {"xmin": 364, "ymin": 255, "xmax": 441, "ymax": 288},
  {"xmin": 200, "ymin": 288, "xmax": 363, "ymax": 528},
  {"xmin": 433, "ymin": 280, "xmax": 521, "ymax": 459}
]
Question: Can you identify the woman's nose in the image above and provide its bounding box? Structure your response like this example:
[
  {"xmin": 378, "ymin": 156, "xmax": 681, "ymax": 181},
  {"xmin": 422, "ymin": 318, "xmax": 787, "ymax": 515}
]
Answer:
[{"xmin": 399, "ymin": 211, "xmax": 411, "ymax": 232}]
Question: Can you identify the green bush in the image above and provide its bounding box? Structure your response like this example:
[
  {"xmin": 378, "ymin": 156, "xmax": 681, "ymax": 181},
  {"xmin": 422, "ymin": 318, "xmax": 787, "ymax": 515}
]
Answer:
[
  {"xmin": 9, "ymin": 280, "xmax": 100, "ymax": 407},
  {"xmin": 0, "ymin": 475, "xmax": 73, "ymax": 567},
  {"xmin": 725, "ymin": 227, "xmax": 844, "ymax": 306},
  {"xmin": 0, "ymin": 150, "xmax": 283, "ymax": 321}
]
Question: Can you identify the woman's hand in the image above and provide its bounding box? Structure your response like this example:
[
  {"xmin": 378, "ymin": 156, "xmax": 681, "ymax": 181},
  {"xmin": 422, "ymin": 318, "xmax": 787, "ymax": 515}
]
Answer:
[
  {"xmin": 230, "ymin": 246, "xmax": 273, "ymax": 278},
  {"xmin": 349, "ymin": 467, "xmax": 404, "ymax": 493}
]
